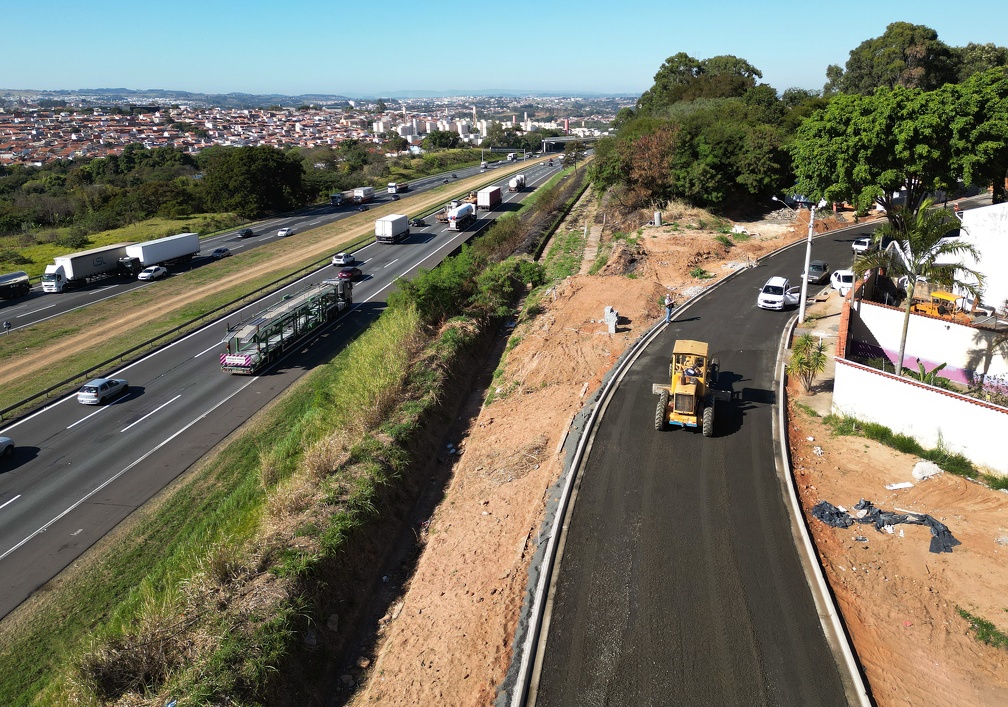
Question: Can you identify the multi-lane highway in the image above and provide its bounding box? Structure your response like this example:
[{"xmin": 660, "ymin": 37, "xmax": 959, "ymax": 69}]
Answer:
[
  {"xmin": 528, "ymin": 221, "xmax": 882, "ymax": 705},
  {"xmin": 0, "ymin": 159, "xmax": 558, "ymax": 619},
  {"xmin": 0, "ymin": 158, "xmax": 540, "ymax": 331}
]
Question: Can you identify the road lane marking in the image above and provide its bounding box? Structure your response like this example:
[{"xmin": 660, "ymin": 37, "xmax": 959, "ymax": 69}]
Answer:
[
  {"xmin": 17, "ymin": 303, "xmax": 59, "ymax": 318},
  {"xmin": 195, "ymin": 341, "xmax": 222, "ymax": 358},
  {"xmin": 121, "ymin": 394, "xmax": 181, "ymax": 432},
  {"xmin": 383, "ymin": 259, "xmax": 399, "ymax": 268},
  {"xmin": 0, "ymin": 377, "xmax": 258, "ymax": 562},
  {"xmin": 0, "ymin": 495, "xmax": 20, "ymax": 511},
  {"xmin": 67, "ymin": 406, "xmax": 108, "ymax": 429}
]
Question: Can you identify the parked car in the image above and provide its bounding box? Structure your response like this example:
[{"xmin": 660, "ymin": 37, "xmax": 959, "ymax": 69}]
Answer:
[
  {"xmin": 410, "ymin": 218, "xmax": 426, "ymax": 228},
  {"xmin": 831, "ymin": 269, "xmax": 856, "ymax": 296},
  {"xmin": 210, "ymin": 247, "xmax": 231, "ymax": 259},
  {"xmin": 277, "ymin": 227, "xmax": 293, "ymax": 237},
  {"xmin": 138, "ymin": 266, "xmax": 167, "ymax": 281},
  {"xmin": 337, "ymin": 266, "xmax": 363, "ymax": 282},
  {"xmin": 804, "ymin": 259, "xmax": 830, "ymax": 285},
  {"xmin": 77, "ymin": 377, "xmax": 129, "ymax": 405},
  {"xmin": 0, "ymin": 436, "xmax": 13, "ymax": 458},
  {"xmin": 851, "ymin": 236, "xmax": 875, "ymax": 255},
  {"xmin": 757, "ymin": 276, "xmax": 800, "ymax": 310},
  {"xmin": 357, "ymin": 205, "xmax": 369, "ymax": 212},
  {"xmin": 331, "ymin": 252, "xmax": 355, "ymax": 267},
  {"xmin": 238, "ymin": 228, "xmax": 254, "ymax": 238}
]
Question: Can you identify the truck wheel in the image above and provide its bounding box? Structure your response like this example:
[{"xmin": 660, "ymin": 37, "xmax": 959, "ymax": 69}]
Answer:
[
  {"xmin": 702, "ymin": 404, "xmax": 714, "ymax": 437},
  {"xmin": 709, "ymin": 358, "xmax": 720, "ymax": 385},
  {"xmin": 655, "ymin": 390, "xmax": 669, "ymax": 431}
]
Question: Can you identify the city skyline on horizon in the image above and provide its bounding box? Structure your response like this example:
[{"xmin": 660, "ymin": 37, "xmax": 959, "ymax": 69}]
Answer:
[{"xmin": 7, "ymin": 1, "xmax": 1007, "ymax": 100}]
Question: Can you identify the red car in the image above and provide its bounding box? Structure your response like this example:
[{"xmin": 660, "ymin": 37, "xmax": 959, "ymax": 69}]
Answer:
[{"xmin": 337, "ymin": 266, "xmax": 363, "ymax": 282}]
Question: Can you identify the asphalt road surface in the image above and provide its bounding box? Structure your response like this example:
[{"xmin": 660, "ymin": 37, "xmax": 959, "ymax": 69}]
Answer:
[
  {"xmin": 0, "ymin": 161, "xmax": 559, "ymax": 619},
  {"xmin": 531, "ymin": 221, "xmax": 879, "ymax": 706}
]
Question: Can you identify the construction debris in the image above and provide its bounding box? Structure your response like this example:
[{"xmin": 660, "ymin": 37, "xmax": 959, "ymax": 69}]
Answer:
[{"xmin": 811, "ymin": 499, "xmax": 960, "ymax": 553}]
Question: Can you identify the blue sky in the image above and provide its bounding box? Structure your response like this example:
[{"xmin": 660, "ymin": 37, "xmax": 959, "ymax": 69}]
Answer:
[{"xmin": 6, "ymin": 1, "xmax": 1008, "ymax": 97}]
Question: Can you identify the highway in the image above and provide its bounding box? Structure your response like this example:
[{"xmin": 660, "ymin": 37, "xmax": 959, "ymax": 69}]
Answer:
[
  {"xmin": 0, "ymin": 157, "xmax": 542, "ymax": 331},
  {"xmin": 529, "ymin": 220, "xmax": 882, "ymax": 706},
  {"xmin": 0, "ymin": 159, "xmax": 558, "ymax": 619}
]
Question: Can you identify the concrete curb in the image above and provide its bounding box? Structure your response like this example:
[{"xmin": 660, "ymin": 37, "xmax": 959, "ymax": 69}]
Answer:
[{"xmin": 777, "ymin": 319, "xmax": 873, "ymax": 707}]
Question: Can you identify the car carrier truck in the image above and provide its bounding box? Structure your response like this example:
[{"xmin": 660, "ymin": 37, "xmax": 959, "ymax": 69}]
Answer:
[
  {"xmin": 375, "ymin": 214, "xmax": 410, "ymax": 244},
  {"xmin": 220, "ymin": 279, "xmax": 353, "ymax": 374}
]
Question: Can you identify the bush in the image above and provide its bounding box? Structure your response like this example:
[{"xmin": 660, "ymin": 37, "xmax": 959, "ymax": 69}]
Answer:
[{"xmin": 55, "ymin": 231, "xmax": 91, "ymax": 249}]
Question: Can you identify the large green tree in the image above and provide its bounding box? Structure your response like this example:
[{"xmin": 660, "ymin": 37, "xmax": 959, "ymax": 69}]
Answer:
[
  {"xmin": 950, "ymin": 68, "xmax": 1008, "ymax": 203},
  {"xmin": 825, "ymin": 22, "xmax": 954, "ymax": 94},
  {"xmin": 852, "ymin": 201, "xmax": 983, "ymax": 376},
  {"xmin": 199, "ymin": 145, "xmax": 304, "ymax": 218},
  {"xmin": 636, "ymin": 53, "xmax": 763, "ymax": 113}
]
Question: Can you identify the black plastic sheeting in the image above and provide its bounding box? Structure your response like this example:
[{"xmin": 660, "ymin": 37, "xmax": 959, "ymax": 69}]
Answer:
[{"xmin": 811, "ymin": 498, "xmax": 960, "ymax": 554}]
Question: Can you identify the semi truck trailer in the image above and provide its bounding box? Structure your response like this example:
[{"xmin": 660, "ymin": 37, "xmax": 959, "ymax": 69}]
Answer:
[
  {"xmin": 387, "ymin": 182, "xmax": 409, "ymax": 194},
  {"xmin": 124, "ymin": 232, "xmax": 201, "ymax": 269},
  {"xmin": 375, "ymin": 214, "xmax": 410, "ymax": 244},
  {"xmin": 0, "ymin": 271, "xmax": 31, "ymax": 300},
  {"xmin": 42, "ymin": 243, "xmax": 134, "ymax": 292},
  {"xmin": 353, "ymin": 187, "xmax": 375, "ymax": 204},
  {"xmin": 508, "ymin": 174, "xmax": 526, "ymax": 192},
  {"xmin": 477, "ymin": 186, "xmax": 502, "ymax": 210}
]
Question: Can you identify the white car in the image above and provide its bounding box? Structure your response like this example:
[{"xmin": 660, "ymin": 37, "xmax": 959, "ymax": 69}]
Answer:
[
  {"xmin": 331, "ymin": 252, "xmax": 355, "ymax": 267},
  {"xmin": 77, "ymin": 377, "xmax": 129, "ymax": 405},
  {"xmin": 277, "ymin": 227, "xmax": 293, "ymax": 238},
  {"xmin": 757, "ymin": 276, "xmax": 800, "ymax": 310},
  {"xmin": 831, "ymin": 269, "xmax": 855, "ymax": 296},
  {"xmin": 851, "ymin": 236, "xmax": 874, "ymax": 255},
  {"xmin": 138, "ymin": 266, "xmax": 167, "ymax": 281}
]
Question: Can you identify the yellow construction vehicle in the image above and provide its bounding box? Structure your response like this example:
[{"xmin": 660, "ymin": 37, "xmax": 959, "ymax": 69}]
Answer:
[
  {"xmin": 910, "ymin": 290, "xmax": 973, "ymax": 326},
  {"xmin": 653, "ymin": 339, "xmax": 729, "ymax": 436}
]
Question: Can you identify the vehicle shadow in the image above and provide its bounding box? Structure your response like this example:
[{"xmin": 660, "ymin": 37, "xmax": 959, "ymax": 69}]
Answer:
[
  {"xmin": 711, "ymin": 370, "xmax": 776, "ymax": 436},
  {"xmin": 1, "ymin": 445, "xmax": 41, "ymax": 471}
]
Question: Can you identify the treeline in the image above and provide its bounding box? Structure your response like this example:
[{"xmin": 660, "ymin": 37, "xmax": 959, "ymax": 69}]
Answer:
[
  {"xmin": 0, "ymin": 139, "xmax": 491, "ymax": 239},
  {"xmin": 591, "ymin": 22, "xmax": 1008, "ymax": 215}
]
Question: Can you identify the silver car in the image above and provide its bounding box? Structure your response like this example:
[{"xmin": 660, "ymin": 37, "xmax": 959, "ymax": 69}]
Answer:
[
  {"xmin": 77, "ymin": 377, "xmax": 129, "ymax": 405},
  {"xmin": 0, "ymin": 436, "xmax": 13, "ymax": 458}
]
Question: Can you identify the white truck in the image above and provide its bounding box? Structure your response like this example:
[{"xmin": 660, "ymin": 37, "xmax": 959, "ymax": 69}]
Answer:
[
  {"xmin": 125, "ymin": 233, "xmax": 201, "ymax": 269},
  {"xmin": 508, "ymin": 174, "xmax": 526, "ymax": 192},
  {"xmin": 375, "ymin": 214, "xmax": 410, "ymax": 244},
  {"xmin": 353, "ymin": 186, "xmax": 375, "ymax": 204},
  {"xmin": 447, "ymin": 203, "xmax": 476, "ymax": 231},
  {"xmin": 477, "ymin": 186, "xmax": 502, "ymax": 210},
  {"xmin": 507, "ymin": 153, "xmax": 516, "ymax": 162},
  {"xmin": 42, "ymin": 243, "xmax": 133, "ymax": 292},
  {"xmin": 387, "ymin": 182, "xmax": 409, "ymax": 194}
]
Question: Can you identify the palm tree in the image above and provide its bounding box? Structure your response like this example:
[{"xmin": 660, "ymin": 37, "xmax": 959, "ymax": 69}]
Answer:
[{"xmin": 852, "ymin": 199, "xmax": 984, "ymax": 376}]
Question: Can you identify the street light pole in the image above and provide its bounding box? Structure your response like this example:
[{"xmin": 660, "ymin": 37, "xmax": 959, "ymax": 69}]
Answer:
[{"xmin": 772, "ymin": 196, "xmax": 816, "ymax": 323}]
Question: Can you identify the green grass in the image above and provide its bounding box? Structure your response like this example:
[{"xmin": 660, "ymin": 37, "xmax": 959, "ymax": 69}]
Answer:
[
  {"xmin": 957, "ymin": 607, "xmax": 1008, "ymax": 649},
  {"xmin": 689, "ymin": 267, "xmax": 713, "ymax": 279},
  {"xmin": 543, "ymin": 229, "xmax": 586, "ymax": 281},
  {"xmin": 820, "ymin": 413, "xmax": 1001, "ymax": 485}
]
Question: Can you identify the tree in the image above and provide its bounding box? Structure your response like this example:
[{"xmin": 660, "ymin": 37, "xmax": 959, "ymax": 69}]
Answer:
[
  {"xmin": 636, "ymin": 53, "xmax": 763, "ymax": 113},
  {"xmin": 564, "ymin": 140, "xmax": 586, "ymax": 171},
  {"xmin": 790, "ymin": 87, "xmax": 958, "ymax": 228},
  {"xmin": 788, "ymin": 334, "xmax": 828, "ymax": 393},
  {"xmin": 199, "ymin": 146, "xmax": 304, "ymax": 218},
  {"xmin": 829, "ymin": 22, "xmax": 954, "ymax": 94},
  {"xmin": 951, "ymin": 42, "xmax": 1008, "ymax": 83},
  {"xmin": 852, "ymin": 201, "xmax": 983, "ymax": 376},
  {"xmin": 422, "ymin": 130, "xmax": 460, "ymax": 149},
  {"xmin": 950, "ymin": 68, "xmax": 1008, "ymax": 204}
]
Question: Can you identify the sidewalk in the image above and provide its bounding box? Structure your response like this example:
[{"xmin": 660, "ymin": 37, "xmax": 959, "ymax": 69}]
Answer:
[{"xmin": 791, "ymin": 284, "xmax": 845, "ymax": 416}]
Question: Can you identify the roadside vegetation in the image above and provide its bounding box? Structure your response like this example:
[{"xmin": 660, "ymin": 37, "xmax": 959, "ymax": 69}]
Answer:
[{"xmin": 0, "ymin": 166, "xmax": 589, "ymax": 706}]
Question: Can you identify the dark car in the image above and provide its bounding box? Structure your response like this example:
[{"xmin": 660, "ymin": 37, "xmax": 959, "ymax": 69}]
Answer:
[
  {"xmin": 804, "ymin": 259, "xmax": 830, "ymax": 285},
  {"xmin": 442, "ymin": 178, "xmax": 449, "ymax": 184},
  {"xmin": 391, "ymin": 194, "xmax": 400, "ymax": 201},
  {"xmin": 358, "ymin": 204, "xmax": 369, "ymax": 212},
  {"xmin": 337, "ymin": 266, "xmax": 363, "ymax": 282},
  {"xmin": 451, "ymin": 173, "xmax": 458, "ymax": 179},
  {"xmin": 238, "ymin": 228, "xmax": 254, "ymax": 238},
  {"xmin": 210, "ymin": 247, "xmax": 232, "ymax": 259},
  {"xmin": 410, "ymin": 218, "xmax": 426, "ymax": 228}
]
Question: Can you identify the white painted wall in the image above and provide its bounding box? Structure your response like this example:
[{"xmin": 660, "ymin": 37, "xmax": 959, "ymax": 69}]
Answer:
[
  {"xmin": 960, "ymin": 202, "xmax": 1008, "ymax": 310},
  {"xmin": 832, "ymin": 359, "xmax": 1008, "ymax": 476},
  {"xmin": 849, "ymin": 299, "xmax": 1008, "ymax": 383}
]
